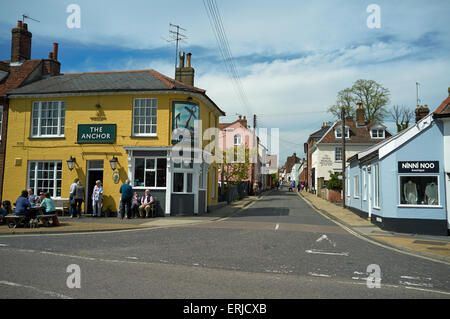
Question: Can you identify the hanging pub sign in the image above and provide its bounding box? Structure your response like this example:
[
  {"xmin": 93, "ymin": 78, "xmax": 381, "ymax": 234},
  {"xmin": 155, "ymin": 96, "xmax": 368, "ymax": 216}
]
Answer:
[
  {"xmin": 77, "ymin": 124, "xmax": 116, "ymax": 144},
  {"xmin": 398, "ymin": 161, "xmax": 439, "ymax": 173}
]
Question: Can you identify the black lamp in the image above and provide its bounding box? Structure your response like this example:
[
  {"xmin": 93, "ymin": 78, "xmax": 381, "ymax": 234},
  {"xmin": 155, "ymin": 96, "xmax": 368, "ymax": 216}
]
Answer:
[
  {"xmin": 109, "ymin": 156, "xmax": 118, "ymax": 171},
  {"xmin": 67, "ymin": 156, "xmax": 76, "ymax": 171}
]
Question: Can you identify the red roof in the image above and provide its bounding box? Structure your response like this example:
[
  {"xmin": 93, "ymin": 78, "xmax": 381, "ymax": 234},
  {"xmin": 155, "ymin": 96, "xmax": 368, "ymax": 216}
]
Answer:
[
  {"xmin": 434, "ymin": 95, "xmax": 450, "ymax": 116},
  {"xmin": 0, "ymin": 59, "xmax": 43, "ymax": 96}
]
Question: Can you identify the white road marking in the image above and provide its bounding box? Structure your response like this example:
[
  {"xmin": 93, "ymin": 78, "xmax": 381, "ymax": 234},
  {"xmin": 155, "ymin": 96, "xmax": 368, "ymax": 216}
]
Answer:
[
  {"xmin": 125, "ymin": 257, "xmax": 138, "ymax": 260},
  {"xmin": 0, "ymin": 244, "xmax": 8, "ymax": 247},
  {"xmin": 275, "ymin": 223, "xmax": 279, "ymax": 230},
  {"xmin": 305, "ymin": 249, "xmax": 349, "ymax": 256},
  {"xmin": 296, "ymin": 192, "xmax": 450, "ymax": 266},
  {"xmin": 399, "ymin": 281, "xmax": 433, "ymax": 288},
  {"xmin": 0, "ymin": 280, "xmax": 73, "ymax": 299},
  {"xmin": 308, "ymin": 272, "xmax": 331, "ymax": 278}
]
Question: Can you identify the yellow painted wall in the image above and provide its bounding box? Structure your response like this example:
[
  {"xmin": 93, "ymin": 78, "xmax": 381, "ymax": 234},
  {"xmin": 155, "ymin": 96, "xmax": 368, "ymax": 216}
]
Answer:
[{"xmin": 3, "ymin": 93, "xmax": 220, "ymax": 211}]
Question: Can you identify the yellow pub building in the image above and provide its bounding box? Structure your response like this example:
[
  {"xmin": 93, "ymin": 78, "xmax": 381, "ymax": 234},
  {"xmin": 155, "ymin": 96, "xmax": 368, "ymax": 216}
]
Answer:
[{"xmin": 2, "ymin": 53, "xmax": 224, "ymax": 216}]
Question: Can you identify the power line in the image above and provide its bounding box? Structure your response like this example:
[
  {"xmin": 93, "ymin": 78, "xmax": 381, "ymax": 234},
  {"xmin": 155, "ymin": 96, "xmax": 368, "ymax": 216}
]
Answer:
[{"xmin": 203, "ymin": 0, "xmax": 252, "ymax": 114}]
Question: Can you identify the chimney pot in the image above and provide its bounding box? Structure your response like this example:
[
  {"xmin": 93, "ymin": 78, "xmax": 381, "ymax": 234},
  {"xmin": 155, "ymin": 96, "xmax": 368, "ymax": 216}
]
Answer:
[
  {"xmin": 23, "ymin": 23, "xmax": 28, "ymax": 30},
  {"xmin": 186, "ymin": 53, "xmax": 192, "ymax": 67},
  {"xmin": 179, "ymin": 51, "xmax": 185, "ymax": 68},
  {"xmin": 17, "ymin": 20, "xmax": 23, "ymax": 28},
  {"xmin": 356, "ymin": 102, "xmax": 365, "ymax": 126},
  {"xmin": 53, "ymin": 43, "xmax": 58, "ymax": 60},
  {"xmin": 48, "ymin": 52, "xmax": 53, "ymax": 59}
]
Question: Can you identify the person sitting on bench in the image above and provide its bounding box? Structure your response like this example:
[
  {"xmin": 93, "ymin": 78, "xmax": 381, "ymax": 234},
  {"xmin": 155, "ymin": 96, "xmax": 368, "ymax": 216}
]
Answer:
[
  {"xmin": 14, "ymin": 190, "xmax": 32, "ymax": 222},
  {"xmin": 39, "ymin": 192, "xmax": 56, "ymax": 215}
]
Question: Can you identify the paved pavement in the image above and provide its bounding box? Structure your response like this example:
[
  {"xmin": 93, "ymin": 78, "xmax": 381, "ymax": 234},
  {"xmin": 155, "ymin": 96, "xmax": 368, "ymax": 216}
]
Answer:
[
  {"xmin": 0, "ymin": 195, "xmax": 258, "ymax": 235},
  {"xmin": 298, "ymin": 190, "xmax": 450, "ymax": 262}
]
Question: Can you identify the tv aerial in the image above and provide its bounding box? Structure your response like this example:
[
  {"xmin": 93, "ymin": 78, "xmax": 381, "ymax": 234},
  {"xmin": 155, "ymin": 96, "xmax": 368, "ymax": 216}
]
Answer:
[{"xmin": 22, "ymin": 14, "xmax": 40, "ymax": 23}]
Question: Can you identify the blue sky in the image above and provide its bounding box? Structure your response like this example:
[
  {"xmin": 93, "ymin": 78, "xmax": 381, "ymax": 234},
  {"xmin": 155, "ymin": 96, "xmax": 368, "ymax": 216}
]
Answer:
[{"xmin": 1, "ymin": 0, "xmax": 449, "ymax": 165}]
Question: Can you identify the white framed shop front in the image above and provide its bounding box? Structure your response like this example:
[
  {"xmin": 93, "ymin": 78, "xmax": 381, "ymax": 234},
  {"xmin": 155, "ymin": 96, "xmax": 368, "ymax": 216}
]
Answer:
[{"xmin": 124, "ymin": 146, "xmax": 210, "ymax": 216}]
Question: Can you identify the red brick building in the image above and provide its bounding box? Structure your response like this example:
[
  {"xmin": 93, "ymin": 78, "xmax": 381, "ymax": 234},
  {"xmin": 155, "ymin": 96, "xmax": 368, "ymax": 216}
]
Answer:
[{"xmin": 0, "ymin": 21, "xmax": 61, "ymax": 201}]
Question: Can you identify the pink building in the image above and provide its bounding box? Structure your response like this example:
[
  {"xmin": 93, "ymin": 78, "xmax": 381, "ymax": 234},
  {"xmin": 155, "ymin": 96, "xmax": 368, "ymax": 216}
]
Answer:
[{"xmin": 218, "ymin": 116, "xmax": 259, "ymax": 194}]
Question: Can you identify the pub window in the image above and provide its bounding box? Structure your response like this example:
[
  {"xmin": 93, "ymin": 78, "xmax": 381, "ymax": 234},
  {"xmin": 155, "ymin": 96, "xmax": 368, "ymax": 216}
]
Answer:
[
  {"xmin": 399, "ymin": 176, "xmax": 439, "ymax": 206},
  {"xmin": 28, "ymin": 161, "xmax": 62, "ymax": 197},
  {"xmin": 133, "ymin": 98, "xmax": 157, "ymax": 136},
  {"xmin": 173, "ymin": 172, "xmax": 193, "ymax": 193},
  {"xmin": 31, "ymin": 101, "xmax": 65, "ymax": 137},
  {"xmin": 134, "ymin": 157, "xmax": 166, "ymax": 188}
]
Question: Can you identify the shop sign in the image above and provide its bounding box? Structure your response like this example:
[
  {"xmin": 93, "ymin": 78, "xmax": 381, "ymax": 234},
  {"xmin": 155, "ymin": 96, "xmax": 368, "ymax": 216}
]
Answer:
[
  {"xmin": 398, "ymin": 161, "xmax": 439, "ymax": 173},
  {"xmin": 77, "ymin": 124, "xmax": 116, "ymax": 144}
]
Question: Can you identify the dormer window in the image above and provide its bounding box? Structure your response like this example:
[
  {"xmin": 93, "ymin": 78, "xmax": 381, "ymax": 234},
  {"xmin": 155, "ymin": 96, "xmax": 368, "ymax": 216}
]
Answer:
[
  {"xmin": 335, "ymin": 127, "xmax": 349, "ymax": 139},
  {"xmin": 370, "ymin": 125, "xmax": 385, "ymax": 139}
]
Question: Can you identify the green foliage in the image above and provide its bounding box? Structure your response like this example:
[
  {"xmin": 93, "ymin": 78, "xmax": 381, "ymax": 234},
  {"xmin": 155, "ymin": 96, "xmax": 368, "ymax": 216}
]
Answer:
[
  {"xmin": 326, "ymin": 173, "xmax": 342, "ymax": 191},
  {"xmin": 271, "ymin": 173, "xmax": 279, "ymax": 184},
  {"xmin": 328, "ymin": 79, "xmax": 390, "ymax": 123},
  {"xmin": 221, "ymin": 146, "xmax": 250, "ymax": 186}
]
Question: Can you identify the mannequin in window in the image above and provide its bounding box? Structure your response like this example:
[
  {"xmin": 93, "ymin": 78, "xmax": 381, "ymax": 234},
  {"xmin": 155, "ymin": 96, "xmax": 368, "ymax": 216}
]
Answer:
[
  {"xmin": 425, "ymin": 182, "xmax": 438, "ymax": 205},
  {"xmin": 403, "ymin": 180, "xmax": 417, "ymax": 204}
]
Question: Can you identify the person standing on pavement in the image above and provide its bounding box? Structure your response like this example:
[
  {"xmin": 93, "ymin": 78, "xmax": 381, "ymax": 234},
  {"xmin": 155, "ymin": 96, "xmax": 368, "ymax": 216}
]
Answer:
[
  {"xmin": 91, "ymin": 180, "xmax": 103, "ymax": 217},
  {"xmin": 69, "ymin": 178, "xmax": 79, "ymax": 217},
  {"xmin": 72, "ymin": 180, "xmax": 85, "ymax": 218},
  {"xmin": 119, "ymin": 179, "xmax": 133, "ymax": 219}
]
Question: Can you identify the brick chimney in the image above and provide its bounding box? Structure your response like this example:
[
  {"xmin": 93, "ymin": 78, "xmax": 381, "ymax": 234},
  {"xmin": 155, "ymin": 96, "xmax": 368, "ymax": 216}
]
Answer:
[
  {"xmin": 175, "ymin": 51, "xmax": 195, "ymax": 86},
  {"xmin": 42, "ymin": 42, "xmax": 60, "ymax": 76},
  {"xmin": 356, "ymin": 102, "xmax": 365, "ymax": 126},
  {"xmin": 415, "ymin": 104, "xmax": 430, "ymax": 123},
  {"xmin": 238, "ymin": 115, "xmax": 247, "ymax": 128},
  {"xmin": 11, "ymin": 20, "xmax": 32, "ymax": 62}
]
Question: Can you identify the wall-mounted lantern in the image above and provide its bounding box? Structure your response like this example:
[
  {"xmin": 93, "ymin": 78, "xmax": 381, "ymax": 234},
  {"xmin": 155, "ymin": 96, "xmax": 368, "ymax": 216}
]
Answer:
[
  {"xmin": 67, "ymin": 156, "xmax": 76, "ymax": 171},
  {"xmin": 109, "ymin": 156, "xmax": 118, "ymax": 171}
]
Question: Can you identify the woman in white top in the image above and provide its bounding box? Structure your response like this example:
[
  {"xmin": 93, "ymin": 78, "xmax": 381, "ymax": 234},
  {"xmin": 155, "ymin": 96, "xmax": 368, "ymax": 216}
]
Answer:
[{"xmin": 92, "ymin": 180, "xmax": 103, "ymax": 217}]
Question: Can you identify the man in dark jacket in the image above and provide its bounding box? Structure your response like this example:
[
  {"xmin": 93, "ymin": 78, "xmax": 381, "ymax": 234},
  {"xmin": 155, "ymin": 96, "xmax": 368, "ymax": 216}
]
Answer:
[{"xmin": 119, "ymin": 179, "xmax": 133, "ymax": 219}]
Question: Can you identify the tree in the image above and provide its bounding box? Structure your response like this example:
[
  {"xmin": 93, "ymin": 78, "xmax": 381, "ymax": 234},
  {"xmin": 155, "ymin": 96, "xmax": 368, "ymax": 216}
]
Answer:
[
  {"xmin": 390, "ymin": 105, "xmax": 414, "ymax": 132},
  {"xmin": 328, "ymin": 79, "xmax": 390, "ymax": 123},
  {"xmin": 220, "ymin": 146, "xmax": 250, "ymax": 186},
  {"xmin": 326, "ymin": 172, "xmax": 342, "ymax": 191}
]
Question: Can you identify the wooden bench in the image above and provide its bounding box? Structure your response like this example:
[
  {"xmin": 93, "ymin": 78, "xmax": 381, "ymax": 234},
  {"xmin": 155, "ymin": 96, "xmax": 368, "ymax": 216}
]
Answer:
[
  {"xmin": 5, "ymin": 215, "xmax": 27, "ymax": 228},
  {"xmin": 53, "ymin": 199, "xmax": 70, "ymax": 216},
  {"xmin": 36, "ymin": 214, "xmax": 58, "ymax": 227},
  {"xmin": 149, "ymin": 199, "xmax": 159, "ymax": 218}
]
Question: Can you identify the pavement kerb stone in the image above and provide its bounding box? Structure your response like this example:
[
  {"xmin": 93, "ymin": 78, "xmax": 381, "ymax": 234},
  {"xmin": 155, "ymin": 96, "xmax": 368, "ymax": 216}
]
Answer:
[
  {"xmin": 0, "ymin": 191, "xmax": 271, "ymax": 236},
  {"xmin": 297, "ymin": 191, "xmax": 450, "ymax": 264}
]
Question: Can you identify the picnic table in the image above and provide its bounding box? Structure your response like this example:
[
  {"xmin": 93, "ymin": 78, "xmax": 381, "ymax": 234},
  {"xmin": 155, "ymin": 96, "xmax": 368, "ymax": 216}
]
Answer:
[{"xmin": 5, "ymin": 206, "xmax": 58, "ymax": 228}]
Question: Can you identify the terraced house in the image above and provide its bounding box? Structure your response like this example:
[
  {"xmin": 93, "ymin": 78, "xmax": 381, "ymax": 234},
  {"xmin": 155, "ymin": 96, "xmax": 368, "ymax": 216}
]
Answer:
[{"xmin": 2, "ymin": 47, "xmax": 225, "ymax": 216}]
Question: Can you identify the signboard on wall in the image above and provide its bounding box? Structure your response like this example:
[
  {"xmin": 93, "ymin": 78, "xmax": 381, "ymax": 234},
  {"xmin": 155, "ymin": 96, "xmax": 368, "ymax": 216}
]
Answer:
[
  {"xmin": 398, "ymin": 161, "xmax": 439, "ymax": 173},
  {"xmin": 77, "ymin": 124, "xmax": 116, "ymax": 144}
]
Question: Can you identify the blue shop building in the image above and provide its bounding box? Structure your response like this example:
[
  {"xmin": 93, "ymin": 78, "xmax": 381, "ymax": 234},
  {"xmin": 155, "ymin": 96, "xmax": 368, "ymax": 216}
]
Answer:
[{"xmin": 345, "ymin": 91, "xmax": 450, "ymax": 236}]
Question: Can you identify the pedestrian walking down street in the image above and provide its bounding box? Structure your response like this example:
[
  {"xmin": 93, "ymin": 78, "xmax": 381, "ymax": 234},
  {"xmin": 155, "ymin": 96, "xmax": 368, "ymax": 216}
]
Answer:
[
  {"xmin": 72, "ymin": 180, "xmax": 85, "ymax": 218},
  {"xmin": 92, "ymin": 180, "xmax": 103, "ymax": 217},
  {"xmin": 297, "ymin": 182, "xmax": 301, "ymax": 192},
  {"xmin": 69, "ymin": 178, "xmax": 79, "ymax": 217},
  {"xmin": 275, "ymin": 181, "xmax": 279, "ymax": 190},
  {"xmin": 119, "ymin": 179, "xmax": 133, "ymax": 219},
  {"xmin": 253, "ymin": 182, "xmax": 259, "ymax": 196}
]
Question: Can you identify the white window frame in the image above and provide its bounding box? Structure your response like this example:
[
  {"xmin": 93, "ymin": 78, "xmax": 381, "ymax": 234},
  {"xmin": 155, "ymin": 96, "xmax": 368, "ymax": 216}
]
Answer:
[
  {"xmin": 335, "ymin": 127, "xmax": 350, "ymax": 139},
  {"xmin": 373, "ymin": 163, "xmax": 380, "ymax": 209},
  {"xmin": 397, "ymin": 174, "xmax": 441, "ymax": 208},
  {"xmin": 27, "ymin": 160, "xmax": 62, "ymax": 198},
  {"xmin": 371, "ymin": 129, "xmax": 385, "ymax": 139},
  {"xmin": 133, "ymin": 157, "xmax": 167, "ymax": 189},
  {"xmin": 211, "ymin": 167, "xmax": 216, "ymax": 199},
  {"xmin": 234, "ymin": 134, "xmax": 242, "ymax": 146},
  {"xmin": 347, "ymin": 177, "xmax": 351, "ymax": 197},
  {"xmin": 172, "ymin": 159, "xmax": 194, "ymax": 194},
  {"xmin": 354, "ymin": 175, "xmax": 360, "ymax": 198},
  {"xmin": 335, "ymin": 147, "xmax": 343, "ymax": 161},
  {"xmin": 363, "ymin": 167, "xmax": 367, "ymax": 201},
  {"xmin": 31, "ymin": 101, "xmax": 65, "ymax": 138},
  {"xmin": 132, "ymin": 98, "xmax": 157, "ymax": 137}
]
